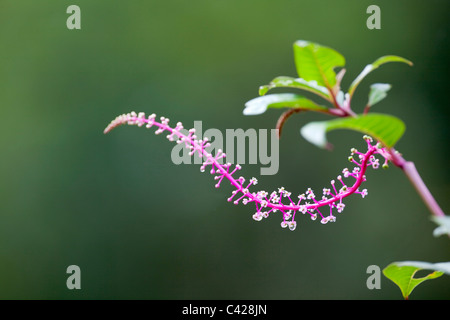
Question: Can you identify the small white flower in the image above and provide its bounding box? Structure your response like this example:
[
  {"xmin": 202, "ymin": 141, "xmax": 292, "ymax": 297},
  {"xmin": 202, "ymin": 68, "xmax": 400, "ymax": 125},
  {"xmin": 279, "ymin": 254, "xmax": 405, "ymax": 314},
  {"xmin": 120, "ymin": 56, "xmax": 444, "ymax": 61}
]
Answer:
[
  {"xmin": 336, "ymin": 202, "xmax": 345, "ymax": 213},
  {"xmin": 372, "ymin": 158, "xmax": 380, "ymax": 169},
  {"xmin": 253, "ymin": 212, "xmax": 263, "ymax": 221},
  {"xmin": 284, "ymin": 211, "xmax": 292, "ymax": 220},
  {"xmin": 307, "ymin": 191, "xmax": 315, "ymax": 199},
  {"xmin": 342, "ymin": 168, "xmax": 350, "ymax": 178},
  {"xmin": 361, "ymin": 189, "xmax": 368, "ymax": 198},
  {"xmin": 257, "ymin": 191, "xmax": 268, "ymax": 199},
  {"xmin": 288, "ymin": 221, "xmax": 297, "ymax": 231},
  {"xmin": 271, "ymin": 195, "xmax": 279, "ymax": 203}
]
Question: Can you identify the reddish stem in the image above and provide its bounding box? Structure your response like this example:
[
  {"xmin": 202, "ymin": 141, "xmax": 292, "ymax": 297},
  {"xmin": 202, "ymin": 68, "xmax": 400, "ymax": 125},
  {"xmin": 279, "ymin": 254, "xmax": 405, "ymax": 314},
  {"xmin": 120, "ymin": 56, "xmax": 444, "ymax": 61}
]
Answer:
[{"xmin": 389, "ymin": 149, "xmax": 445, "ymax": 217}]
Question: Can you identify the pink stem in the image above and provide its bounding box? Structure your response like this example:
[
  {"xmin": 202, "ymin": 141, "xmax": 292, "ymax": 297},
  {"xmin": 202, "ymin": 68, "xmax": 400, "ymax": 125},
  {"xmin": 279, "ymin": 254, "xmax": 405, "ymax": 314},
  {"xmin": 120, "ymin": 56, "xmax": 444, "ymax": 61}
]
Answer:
[{"xmin": 389, "ymin": 149, "xmax": 445, "ymax": 218}]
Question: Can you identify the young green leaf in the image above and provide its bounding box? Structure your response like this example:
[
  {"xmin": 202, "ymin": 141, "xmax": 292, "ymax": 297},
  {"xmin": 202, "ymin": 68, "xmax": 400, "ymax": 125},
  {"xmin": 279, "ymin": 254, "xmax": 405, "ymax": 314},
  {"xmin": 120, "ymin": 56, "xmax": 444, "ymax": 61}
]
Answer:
[
  {"xmin": 243, "ymin": 93, "xmax": 328, "ymax": 116},
  {"xmin": 383, "ymin": 261, "xmax": 449, "ymax": 299},
  {"xmin": 368, "ymin": 83, "xmax": 391, "ymax": 107},
  {"xmin": 300, "ymin": 113, "xmax": 405, "ymax": 149},
  {"xmin": 259, "ymin": 76, "xmax": 331, "ymax": 101},
  {"xmin": 348, "ymin": 55, "xmax": 412, "ymax": 98},
  {"xmin": 431, "ymin": 216, "xmax": 450, "ymax": 237},
  {"xmin": 293, "ymin": 40, "xmax": 345, "ymax": 89}
]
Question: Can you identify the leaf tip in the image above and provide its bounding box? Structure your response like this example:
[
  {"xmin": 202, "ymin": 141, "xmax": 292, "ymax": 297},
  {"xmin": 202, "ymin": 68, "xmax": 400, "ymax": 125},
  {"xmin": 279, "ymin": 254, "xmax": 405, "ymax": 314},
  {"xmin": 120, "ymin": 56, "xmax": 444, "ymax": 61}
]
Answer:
[
  {"xmin": 258, "ymin": 85, "xmax": 269, "ymax": 96},
  {"xmin": 300, "ymin": 122, "xmax": 328, "ymax": 149}
]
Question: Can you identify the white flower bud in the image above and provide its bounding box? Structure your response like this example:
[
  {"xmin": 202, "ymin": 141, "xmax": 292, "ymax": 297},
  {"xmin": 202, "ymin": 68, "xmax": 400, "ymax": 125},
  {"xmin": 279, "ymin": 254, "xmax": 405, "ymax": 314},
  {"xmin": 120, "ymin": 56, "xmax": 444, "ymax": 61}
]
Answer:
[{"xmin": 288, "ymin": 221, "xmax": 297, "ymax": 231}]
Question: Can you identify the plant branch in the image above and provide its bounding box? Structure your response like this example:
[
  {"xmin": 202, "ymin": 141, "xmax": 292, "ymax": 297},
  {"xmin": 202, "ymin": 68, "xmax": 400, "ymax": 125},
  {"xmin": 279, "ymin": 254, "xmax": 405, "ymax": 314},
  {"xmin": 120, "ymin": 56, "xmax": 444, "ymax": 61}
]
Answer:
[
  {"xmin": 363, "ymin": 104, "xmax": 370, "ymax": 115},
  {"xmin": 275, "ymin": 107, "xmax": 348, "ymax": 139},
  {"xmin": 276, "ymin": 108, "xmax": 302, "ymax": 138},
  {"xmin": 389, "ymin": 149, "xmax": 445, "ymax": 218}
]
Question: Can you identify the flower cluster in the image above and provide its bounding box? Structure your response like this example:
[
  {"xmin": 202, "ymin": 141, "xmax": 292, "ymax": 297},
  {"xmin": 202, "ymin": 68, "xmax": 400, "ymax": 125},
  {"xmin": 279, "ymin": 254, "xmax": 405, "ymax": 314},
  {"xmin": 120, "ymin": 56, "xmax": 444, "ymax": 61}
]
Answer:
[{"xmin": 104, "ymin": 112, "xmax": 389, "ymax": 231}]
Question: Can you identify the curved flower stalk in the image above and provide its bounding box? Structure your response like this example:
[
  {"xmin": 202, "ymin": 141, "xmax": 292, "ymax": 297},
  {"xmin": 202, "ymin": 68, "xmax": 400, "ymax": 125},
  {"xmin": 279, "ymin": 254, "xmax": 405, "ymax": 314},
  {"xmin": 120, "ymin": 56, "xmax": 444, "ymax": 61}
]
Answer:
[{"xmin": 104, "ymin": 112, "xmax": 389, "ymax": 231}]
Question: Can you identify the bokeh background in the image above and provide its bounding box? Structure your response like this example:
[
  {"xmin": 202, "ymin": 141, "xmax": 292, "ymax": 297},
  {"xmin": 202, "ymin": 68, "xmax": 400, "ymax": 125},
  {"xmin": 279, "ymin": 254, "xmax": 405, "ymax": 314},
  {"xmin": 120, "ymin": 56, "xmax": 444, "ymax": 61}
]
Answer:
[{"xmin": 0, "ymin": 0, "xmax": 449, "ymax": 299}]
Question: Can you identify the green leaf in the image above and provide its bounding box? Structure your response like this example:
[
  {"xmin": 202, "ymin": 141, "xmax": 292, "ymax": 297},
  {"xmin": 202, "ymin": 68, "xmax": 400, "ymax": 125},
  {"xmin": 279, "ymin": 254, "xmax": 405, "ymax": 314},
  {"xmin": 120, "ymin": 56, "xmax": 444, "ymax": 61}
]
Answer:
[
  {"xmin": 243, "ymin": 93, "xmax": 328, "ymax": 116},
  {"xmin": 383, "ymin": 261, "xmax": 449, "ymax": 299},
  {"xmin": 259, "ymin": 76, "xmax": 331, "ymax": 101},
  {"xmin": 300, "ymin": 113, "xmax": 405, "ymax": 149},
  {"xmin": 348, "ymin": 55, "xmax": 413, "ymax": 97},
  {"xmin": 431, "ymin": 216, "xmax": 450, "ymax": 237},
  {"xmin": 372, "ymin": 55, "xmax": 414, "ymax": 68},
  {"xmin": 293, "ymin": 40, "xmax": 345, "ymax": 89},
  {"xmin": 368, "ymin": 83, "xmax": 391, "ymax": 107}
]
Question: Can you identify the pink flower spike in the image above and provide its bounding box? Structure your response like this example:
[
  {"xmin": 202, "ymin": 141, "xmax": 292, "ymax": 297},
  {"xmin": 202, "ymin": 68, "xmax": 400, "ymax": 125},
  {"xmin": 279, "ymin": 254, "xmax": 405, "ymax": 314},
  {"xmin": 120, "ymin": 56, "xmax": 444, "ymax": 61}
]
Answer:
[{"xmin": 105, "ymin": 112, "xmax": 387, "ymax": 231}]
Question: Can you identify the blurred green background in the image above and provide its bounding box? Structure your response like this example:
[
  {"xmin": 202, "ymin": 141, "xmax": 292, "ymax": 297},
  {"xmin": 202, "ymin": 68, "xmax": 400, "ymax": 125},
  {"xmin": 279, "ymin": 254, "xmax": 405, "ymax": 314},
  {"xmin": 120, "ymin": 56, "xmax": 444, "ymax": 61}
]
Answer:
[{"xmin": 0, "ymin": 0, "xmax": 449, "ymax": 299}]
